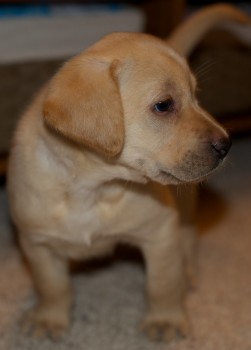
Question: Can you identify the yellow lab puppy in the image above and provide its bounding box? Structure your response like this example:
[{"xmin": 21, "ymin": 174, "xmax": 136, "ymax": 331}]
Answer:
[{"xmin": 7, "ymin": 4, "xmax": 250, "ymax": 342}]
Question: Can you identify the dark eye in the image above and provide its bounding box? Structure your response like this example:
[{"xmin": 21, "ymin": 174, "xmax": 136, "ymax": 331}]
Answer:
[{"xmin": 154, "ymin": 98, "xmax": 174, "ymax": 114}]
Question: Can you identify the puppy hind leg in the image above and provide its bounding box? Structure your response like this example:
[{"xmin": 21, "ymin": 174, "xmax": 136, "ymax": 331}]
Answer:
[{"xmin": 19, "ymin": 235, "xmax": 72, "ymax": 340}]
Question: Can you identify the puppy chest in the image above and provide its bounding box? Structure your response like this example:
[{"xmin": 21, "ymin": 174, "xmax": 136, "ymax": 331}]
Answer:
[{"xmin": 35, "ymin": 182, "xmax": 174, "ymax": 250}]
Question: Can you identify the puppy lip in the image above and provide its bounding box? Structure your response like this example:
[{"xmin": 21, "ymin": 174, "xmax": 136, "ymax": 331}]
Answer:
[
  {"xmin": 175, "ymin": 163, "xmax": 222, "ymax": 184},
  {"xmin": 158, "ymin": 169, "xmax": 183, "ymax": 184},
  {"xmin": 159, "ymin": 164, "xmax": 218, "ymax": 184}
]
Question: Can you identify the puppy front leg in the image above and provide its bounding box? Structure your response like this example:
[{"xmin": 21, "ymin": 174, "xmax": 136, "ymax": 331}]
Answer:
[
  {"xmin": 140, "ymin": 226, "xmax": 188, "ymax": 342},
  {"xmin": 20, "ymin": 235, "xmax": 72, "ymax": 340},
  {"xmin": 181, "ymin": 224, "xmax": 198, "ymax": 288}
]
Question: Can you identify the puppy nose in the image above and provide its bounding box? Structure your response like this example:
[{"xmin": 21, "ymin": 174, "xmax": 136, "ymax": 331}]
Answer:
[{"xmin": 211, "ymin": 137, "xmax": 232, "ymax": 160}]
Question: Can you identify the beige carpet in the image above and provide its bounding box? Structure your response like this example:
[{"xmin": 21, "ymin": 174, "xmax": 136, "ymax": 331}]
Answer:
[{"xmin": 0, "ymin": 136, "xmax": 251, "ymax": 350}]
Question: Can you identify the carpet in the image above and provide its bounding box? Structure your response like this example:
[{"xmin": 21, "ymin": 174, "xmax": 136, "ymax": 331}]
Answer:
[{"xmin": 0, "ymin": 136, "xmax": 251, "ymax": 350}]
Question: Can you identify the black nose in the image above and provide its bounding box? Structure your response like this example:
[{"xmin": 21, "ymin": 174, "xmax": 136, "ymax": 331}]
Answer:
[{"xmin": 211, "ymin": 137, "xmax": 232, "ymax": 160}]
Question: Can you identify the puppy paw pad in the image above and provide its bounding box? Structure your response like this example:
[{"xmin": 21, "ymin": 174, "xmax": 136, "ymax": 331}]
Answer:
[
  {"xmin": 141, "ymin": 317, "xmax": 189, "ymax": 343},
  {"xmin": 20, "ymin": 308, "xmax": 69, "ymax": 340}
]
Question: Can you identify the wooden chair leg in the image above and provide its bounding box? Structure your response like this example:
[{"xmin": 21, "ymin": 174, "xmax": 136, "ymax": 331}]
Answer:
[
  {"xmin": 0, "ymin": 156, "xmax": 8, "ymax": 177},
  {"xmin": 142, "ymin": 0, "xmax": 186, "ymax": 38}
]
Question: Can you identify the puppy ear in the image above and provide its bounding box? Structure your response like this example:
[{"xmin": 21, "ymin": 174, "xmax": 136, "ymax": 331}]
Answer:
[{"xmin": 43, "ymin": 58, "xmax": 124, "ymax": 157}]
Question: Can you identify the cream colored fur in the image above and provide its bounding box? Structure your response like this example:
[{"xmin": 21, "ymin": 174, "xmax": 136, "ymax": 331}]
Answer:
[{"xmin": 7, "ymin": 4, "xmax": 250, "ymax": 343}]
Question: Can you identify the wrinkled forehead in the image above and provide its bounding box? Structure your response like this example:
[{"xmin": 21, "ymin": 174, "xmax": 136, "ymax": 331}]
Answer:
[
  {"xmin": 120, "ymin": 40, "xmax": 196, "ymax": 97},
  {"xmin": 148, "ymin": 38, "xmax": 187, "ymax": 68}
]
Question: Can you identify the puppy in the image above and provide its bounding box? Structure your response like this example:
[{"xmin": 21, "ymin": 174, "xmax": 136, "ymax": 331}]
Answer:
[{"xmin": 7, "ymin": 4, "xmax": 250, "ymax": 342}]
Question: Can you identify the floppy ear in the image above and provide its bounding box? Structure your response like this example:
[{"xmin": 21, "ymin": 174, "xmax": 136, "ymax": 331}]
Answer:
[{"xmin": 43, "ymin": 57, "xmax": 124, "ymax": 157}]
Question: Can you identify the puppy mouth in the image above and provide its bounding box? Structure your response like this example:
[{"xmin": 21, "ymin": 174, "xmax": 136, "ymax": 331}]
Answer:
[
  {"xmin": 156, "ymin": 169, "xmax": 184, "ymax": 185},
  {"xmin": 140, "ymin": 158, "xmax": 223, "ymax": 185},
  {"xmin": 157, "ymin": 166, "xmax": 217, "ymax": 185}
]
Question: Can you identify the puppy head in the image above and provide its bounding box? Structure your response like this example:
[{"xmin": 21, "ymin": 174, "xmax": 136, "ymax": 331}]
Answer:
[
  {"xmin": 116, "ymin": 34, "xmax": 231, "ymax": 184},
  {"xmin": 43, "ymin": 33, "xmax": 231, "ymax": 185}
]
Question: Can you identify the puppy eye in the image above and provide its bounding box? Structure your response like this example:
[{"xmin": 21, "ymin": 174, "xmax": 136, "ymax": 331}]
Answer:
[{"xmin": 154, "ymin": 98, "xmax": 174, "ymax": 114}]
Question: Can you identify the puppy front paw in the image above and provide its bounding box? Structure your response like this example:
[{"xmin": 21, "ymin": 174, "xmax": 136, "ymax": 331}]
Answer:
[
  {"xmin": 141, "ymin": 311, "xmax": 189, "ymax": 343},
  {"xmin": 21, "ymin": 304, "xmax": 70, "ymax": 340}
]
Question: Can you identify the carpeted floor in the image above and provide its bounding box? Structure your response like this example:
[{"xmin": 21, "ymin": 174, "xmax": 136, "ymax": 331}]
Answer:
[{"xmin": 0, "ymin": 136, "xmax": 251, "ymax": 350}]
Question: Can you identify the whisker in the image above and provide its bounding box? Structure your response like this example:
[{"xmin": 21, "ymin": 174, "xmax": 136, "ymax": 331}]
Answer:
[
  {"xmin": 193, "ymin": 57, "xmax": 217, "ymax": 75},
  {"xmin": 193, "ymin": 56, "xmax": 224, "ymax": 87},
  {"xmin": 197, "ymin": 76, "xmax": 216, "ymax": 85}
]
